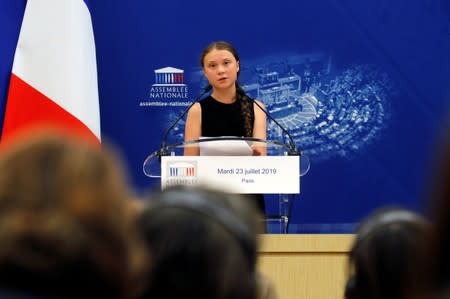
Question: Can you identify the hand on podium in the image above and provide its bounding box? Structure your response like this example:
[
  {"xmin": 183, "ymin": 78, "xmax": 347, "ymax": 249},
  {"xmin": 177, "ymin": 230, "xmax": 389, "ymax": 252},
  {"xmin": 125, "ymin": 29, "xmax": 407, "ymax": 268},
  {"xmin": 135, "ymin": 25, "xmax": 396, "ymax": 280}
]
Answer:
[{"xmin": 251, "ymin": 146, "xmax": 263, "ymax": 156}]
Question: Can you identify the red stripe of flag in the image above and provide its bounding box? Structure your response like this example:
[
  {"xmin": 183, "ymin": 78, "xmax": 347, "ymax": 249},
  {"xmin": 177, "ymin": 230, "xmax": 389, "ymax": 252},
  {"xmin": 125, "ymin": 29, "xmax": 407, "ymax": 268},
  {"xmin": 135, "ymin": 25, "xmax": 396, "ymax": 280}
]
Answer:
[{"xmin": 2, "ymin": 74, "xmax": 99, "ymax": 145}]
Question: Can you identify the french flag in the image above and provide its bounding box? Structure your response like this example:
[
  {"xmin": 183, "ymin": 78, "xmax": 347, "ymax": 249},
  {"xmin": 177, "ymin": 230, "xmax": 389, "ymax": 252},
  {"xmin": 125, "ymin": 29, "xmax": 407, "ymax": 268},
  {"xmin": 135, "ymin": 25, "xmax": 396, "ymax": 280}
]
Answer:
[{"xmin": 1, "ymin": 0, "xmax": 101, "ymax": 145}]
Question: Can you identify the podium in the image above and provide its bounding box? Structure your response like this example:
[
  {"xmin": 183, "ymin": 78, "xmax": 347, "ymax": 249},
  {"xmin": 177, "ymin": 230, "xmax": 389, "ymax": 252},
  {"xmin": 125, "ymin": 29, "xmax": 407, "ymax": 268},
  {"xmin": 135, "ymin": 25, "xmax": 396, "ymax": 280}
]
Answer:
[{"xmin": 143, "ymin": 137, "xmax": 310, "ymax": 233}]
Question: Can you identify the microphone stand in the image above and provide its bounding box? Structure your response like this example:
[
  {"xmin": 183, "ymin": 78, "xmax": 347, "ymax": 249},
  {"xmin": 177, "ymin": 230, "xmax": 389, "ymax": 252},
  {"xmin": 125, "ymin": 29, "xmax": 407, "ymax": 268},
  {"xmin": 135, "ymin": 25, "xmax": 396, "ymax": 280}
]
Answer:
[
  {"xmin": 158, "ymin": 86, "xmax": 212, "ymax": 156},
  {"xmin": 249, "ymin": 96, "xmax": 300, "ymax": 233},
  {"xmin": 249, "ymin": 96, "xmax": 300, "ymax": 156}
]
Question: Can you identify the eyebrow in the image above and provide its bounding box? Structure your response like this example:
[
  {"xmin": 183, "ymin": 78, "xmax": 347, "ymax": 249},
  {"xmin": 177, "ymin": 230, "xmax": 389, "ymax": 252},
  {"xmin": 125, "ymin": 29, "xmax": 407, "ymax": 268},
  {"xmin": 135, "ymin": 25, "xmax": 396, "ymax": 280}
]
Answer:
[{"xmin": 207, "ymin": 58, "xmax": 232, "ymax": 64}]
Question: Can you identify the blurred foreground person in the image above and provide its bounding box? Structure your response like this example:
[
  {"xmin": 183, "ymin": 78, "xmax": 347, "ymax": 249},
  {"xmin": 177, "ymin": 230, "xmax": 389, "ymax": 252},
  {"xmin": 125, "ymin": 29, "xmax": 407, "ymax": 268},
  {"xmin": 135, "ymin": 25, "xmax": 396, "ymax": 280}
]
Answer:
[
  {"xmin": 345, "ymin": 207, "xmax": 428, "ymax": 299},
  {"xmin": 138, "ymin": 185, "xmax": 277, "ymax": 299},
  {"xmin": 414, "ymin": 124, "xmax": 450, "ymax": 299},
  {"xmin": 0, "ymin": 132, "xmax": 148, "ymax": 299}
]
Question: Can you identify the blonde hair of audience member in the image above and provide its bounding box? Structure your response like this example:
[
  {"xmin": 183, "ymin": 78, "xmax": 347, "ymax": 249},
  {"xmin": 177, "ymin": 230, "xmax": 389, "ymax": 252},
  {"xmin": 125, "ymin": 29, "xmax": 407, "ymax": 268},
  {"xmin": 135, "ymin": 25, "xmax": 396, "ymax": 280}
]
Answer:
[
  {"xmin": 137, "ymin": 185, "xmax": 276, "ymax": 299},
  {"xmin": 0, "ymin": 132, "xmax": 148, "ymax": 299}
]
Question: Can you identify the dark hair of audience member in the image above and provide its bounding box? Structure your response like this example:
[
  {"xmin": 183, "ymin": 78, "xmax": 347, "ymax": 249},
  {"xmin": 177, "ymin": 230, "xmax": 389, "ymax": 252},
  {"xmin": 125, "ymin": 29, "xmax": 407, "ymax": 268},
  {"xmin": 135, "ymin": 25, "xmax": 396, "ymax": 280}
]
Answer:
[
  {"xmin": 0, "ymin": 132, "xmax": 148, "ymax": 299},
  {"xmin": 414, "ymin": 122, "xmax": 450, "ymax": 299},
  {"xmin": 137, "ymin": 185, "xmax": 263, "ymax": 299},
  {"xmin": 345, "ymin": 206, "xmax": 428, "ymax": 299}
]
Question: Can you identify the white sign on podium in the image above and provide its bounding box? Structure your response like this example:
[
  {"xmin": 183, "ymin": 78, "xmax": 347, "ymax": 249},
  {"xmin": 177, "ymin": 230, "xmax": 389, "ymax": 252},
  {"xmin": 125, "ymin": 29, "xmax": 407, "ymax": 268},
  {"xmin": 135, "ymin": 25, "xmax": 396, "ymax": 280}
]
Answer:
[{"xmin": 161, "ymin": 156, "xmax": 300, "ymax": 194}]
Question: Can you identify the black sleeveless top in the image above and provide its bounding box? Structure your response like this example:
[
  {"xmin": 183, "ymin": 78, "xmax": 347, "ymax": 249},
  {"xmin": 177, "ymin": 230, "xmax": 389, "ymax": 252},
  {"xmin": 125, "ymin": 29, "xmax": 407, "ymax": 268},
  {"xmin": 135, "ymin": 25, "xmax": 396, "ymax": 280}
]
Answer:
[
  {"xmin": 200, "ymin": 95, "xmax": 254, "ymax": 137},
  {"xmin": 199, "ymin": 95, "xmax": 266, "ymax": 216}
]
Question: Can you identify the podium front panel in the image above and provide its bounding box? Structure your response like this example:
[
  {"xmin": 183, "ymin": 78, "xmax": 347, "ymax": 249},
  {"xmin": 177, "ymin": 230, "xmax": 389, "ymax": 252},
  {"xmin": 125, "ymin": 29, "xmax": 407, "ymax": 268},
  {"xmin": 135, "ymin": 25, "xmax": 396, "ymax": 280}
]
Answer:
[{"xmin": 161, "ymin": 156, "xmax": 300, "ymax": 194}]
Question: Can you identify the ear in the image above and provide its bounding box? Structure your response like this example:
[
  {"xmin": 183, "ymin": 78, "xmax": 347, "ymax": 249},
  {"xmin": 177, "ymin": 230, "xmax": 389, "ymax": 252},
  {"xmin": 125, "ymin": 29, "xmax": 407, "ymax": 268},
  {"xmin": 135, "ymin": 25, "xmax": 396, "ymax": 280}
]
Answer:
[{"xmin": 236, "ymin": 60, "xmax": 240, "ymax": 73}]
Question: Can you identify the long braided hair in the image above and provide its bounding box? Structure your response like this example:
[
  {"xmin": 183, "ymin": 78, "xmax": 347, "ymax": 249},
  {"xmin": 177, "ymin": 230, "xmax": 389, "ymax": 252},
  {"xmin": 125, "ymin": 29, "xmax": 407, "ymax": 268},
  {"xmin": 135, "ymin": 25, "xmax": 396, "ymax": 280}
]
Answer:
[{"xmin": 200, "ymin": 41, "xmax": 254, "ymax": 137}]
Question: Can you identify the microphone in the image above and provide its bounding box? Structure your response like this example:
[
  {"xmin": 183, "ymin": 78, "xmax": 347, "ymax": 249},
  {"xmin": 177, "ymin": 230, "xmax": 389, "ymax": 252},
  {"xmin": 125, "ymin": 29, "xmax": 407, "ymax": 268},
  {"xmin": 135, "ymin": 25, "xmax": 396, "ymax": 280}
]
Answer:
[
  {"xmin": 159, "ymin": 86, "xmax": 212, "ymax": 156},
  {"xmin": 247, "ymin": 96, "xmax": 300, "ymax": 155}
]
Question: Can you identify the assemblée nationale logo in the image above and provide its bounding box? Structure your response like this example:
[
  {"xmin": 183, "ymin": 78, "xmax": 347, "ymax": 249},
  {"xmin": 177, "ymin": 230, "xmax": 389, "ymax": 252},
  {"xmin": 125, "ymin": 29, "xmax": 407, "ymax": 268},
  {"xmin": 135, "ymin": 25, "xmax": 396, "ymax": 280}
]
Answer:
[
  {"xmin": 140, "ymin": 66, "xmax": 190, "ymax": 107},
  {"xmin": 165, "ymin": 161, "xmax": 198, "ymax": 186}
]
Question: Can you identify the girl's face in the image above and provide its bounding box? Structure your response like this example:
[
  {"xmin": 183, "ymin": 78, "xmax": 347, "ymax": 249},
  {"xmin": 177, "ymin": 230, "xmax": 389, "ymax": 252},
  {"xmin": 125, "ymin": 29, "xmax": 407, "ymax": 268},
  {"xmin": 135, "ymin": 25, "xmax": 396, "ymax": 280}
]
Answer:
[{"xmin": 202, "ymin": 48, "xmax": 240, "ymax": 91}]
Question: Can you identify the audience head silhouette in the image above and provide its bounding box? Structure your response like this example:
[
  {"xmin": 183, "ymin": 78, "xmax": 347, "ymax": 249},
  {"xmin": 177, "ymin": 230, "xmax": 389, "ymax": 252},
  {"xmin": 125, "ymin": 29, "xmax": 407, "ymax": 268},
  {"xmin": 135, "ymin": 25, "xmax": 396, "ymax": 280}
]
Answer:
[
  {"xmin": 138, "ymin": 185, "xmax": 263, "ymax": 299},
  {"xmin": 0, "ymin": 132, "xmax": 148, "ymax": 299},
  {"xmin": 416, "ymin": 124, "xmax": 450, "ymax": 299},
  {"xmin": 345, "ymin": 207, "xmax": 428, "ymax": 299}
]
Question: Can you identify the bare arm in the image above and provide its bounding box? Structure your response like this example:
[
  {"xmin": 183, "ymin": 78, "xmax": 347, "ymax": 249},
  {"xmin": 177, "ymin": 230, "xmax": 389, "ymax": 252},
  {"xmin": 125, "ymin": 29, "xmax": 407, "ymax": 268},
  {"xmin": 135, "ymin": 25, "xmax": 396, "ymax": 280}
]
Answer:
[
  {"xmin": 252, "ymin": 100, "xmax": 267, "ymax": 156},
  {"xmin": 184, "ymin": 102, "xmax": 201, "ymax": 156}
]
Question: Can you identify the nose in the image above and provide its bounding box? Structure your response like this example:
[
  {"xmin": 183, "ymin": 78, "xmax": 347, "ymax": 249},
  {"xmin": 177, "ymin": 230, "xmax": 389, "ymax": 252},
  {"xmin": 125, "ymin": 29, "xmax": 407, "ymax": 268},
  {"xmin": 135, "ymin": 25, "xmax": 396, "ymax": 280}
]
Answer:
[{"xmin": 217, "ymin": 64, "xmax": 225, "ymax": 74}]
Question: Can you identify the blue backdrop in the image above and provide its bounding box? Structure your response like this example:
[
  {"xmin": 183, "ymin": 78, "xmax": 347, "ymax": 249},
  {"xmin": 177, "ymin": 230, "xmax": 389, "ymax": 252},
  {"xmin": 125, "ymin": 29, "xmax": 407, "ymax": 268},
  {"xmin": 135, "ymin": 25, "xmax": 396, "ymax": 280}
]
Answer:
[{"xmin": 1, "ymin": 0, "xmax": 450, "ymax": 232}]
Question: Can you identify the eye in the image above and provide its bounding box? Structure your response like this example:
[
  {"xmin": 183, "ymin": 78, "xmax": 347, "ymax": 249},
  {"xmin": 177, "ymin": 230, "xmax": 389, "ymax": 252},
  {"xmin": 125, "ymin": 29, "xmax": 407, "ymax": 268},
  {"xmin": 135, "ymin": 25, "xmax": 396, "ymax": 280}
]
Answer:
[{"xmin": 208, "ymin": 63, "xmax": 216, "ymax": 69}]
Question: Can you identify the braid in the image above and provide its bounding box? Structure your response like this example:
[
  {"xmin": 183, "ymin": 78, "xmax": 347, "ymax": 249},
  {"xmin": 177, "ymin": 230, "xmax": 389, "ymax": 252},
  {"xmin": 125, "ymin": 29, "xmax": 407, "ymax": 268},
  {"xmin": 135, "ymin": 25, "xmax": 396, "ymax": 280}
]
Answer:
[{"xmin": 236, "ymin": 83, "xmax": 253, "ymax": 137}]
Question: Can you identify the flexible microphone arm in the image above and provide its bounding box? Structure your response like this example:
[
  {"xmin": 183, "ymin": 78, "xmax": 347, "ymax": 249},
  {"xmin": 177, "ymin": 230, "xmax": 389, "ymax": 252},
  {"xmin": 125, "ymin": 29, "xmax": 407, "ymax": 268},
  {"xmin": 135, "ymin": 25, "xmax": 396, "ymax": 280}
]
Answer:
[
  {"xmin": 249, "ymin": 96, "xmax": 300, "ymax": 155},
  {"xmin": 159, "ymin": 86, "xmax": 212, "ymax": 156}
]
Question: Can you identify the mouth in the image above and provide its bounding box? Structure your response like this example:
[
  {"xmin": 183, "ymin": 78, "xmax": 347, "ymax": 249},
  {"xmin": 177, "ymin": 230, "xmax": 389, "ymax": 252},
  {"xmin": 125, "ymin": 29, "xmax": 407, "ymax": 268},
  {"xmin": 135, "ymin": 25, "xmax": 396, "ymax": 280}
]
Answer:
[{"xmin": 218, "ymin": 77, "xmax": 228, "ymax": 82}]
